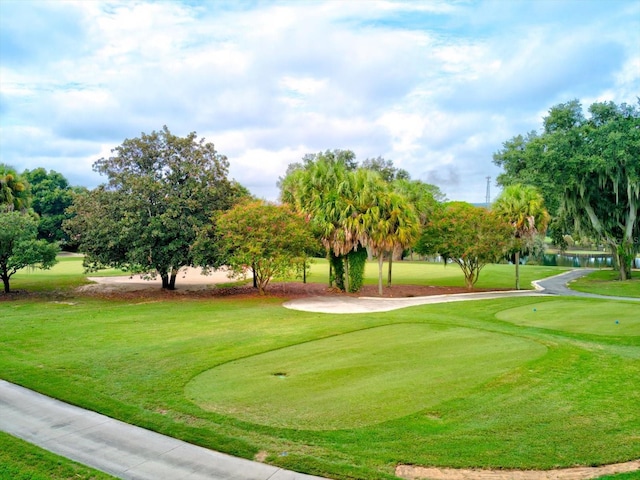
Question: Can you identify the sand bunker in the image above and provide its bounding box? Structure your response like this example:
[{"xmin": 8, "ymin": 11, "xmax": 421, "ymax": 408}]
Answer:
[{"xmin": 79, "ymin": 267, "xmax": 239, "ymax": 293}]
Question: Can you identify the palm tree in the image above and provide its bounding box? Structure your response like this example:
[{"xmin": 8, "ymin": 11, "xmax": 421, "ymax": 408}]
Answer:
[
  {"xmin": 493, "ymin": 184, "xmax": 550, "ymax": 289},
  {"xmin": 364, "ymin": 188, "xmax": 420, "ymax": 296},
  {"xmin": 283, "ymin": 157, "xmax": 356, "ymax": 290},
  {"xmin": 0, "ymin": 164, "xmax": 31, "ymax": 212}
]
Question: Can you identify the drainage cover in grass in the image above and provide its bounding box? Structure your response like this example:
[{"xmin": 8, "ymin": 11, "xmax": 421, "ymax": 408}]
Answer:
[
  {"xmin": 496, "ymin": 300, "xmax": 640, "ymax": 336},
  {"xmin": 185, "ymin": 323, "xmax": 545, "ymax": 430}
]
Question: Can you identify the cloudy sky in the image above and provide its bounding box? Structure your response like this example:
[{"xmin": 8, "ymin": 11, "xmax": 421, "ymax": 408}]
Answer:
[{"xmin": 1, "ymin": 0, "xmax": 638, "ymax": 203}]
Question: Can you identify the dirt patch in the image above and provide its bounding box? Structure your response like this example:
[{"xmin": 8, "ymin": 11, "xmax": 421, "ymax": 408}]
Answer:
[
  {"xmin": 254, "ymin": 450, "xmax": 269, "ymax": 462},
  {"xmin": 75, "ymin": 278, "xmax": 497, "ymax": 301},
  {"xmin": 396, "ymin": 460, "xmax": 640, "ymax": 480}
]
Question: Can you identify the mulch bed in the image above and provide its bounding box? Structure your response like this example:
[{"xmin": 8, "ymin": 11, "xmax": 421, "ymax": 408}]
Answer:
[{"xmin": 1, "ymin": 281, "xmax": 506, "ymax": 302}]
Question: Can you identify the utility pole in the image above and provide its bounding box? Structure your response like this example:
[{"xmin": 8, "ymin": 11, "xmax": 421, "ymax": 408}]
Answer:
[{"xmin": 485, "ymin": 176, "xmax": 491, "ymax": 206}]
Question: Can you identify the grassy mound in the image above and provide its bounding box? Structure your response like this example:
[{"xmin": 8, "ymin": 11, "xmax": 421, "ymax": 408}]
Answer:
[
  {"xmin": 187, "ymin": 324, "xmax": 545, "ymax": 429},
  {"xmin": 496, "ymin": 299, "xmax": 640, "ymax": 336}
]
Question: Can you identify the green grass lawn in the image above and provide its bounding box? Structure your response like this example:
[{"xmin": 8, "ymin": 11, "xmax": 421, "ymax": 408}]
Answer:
[
  {"xmin": 0, "ymin": 432, "xmax": 115, "ymax": 480},
  {"xmin": 569, "ymin": 269, "xmax": 640, "ymax": 298},
  {"xmin": 11, "ymin": 255, "xmax": 567, "ymax": 293},
  {"xmin": 305, "ymin": 257, "xmax": 567, "ymax": 290},
  {"xmin": 2, "ymin": 288, "xmax": 639, "ymax": 479},
  {"xmin": 2, "ymin": 258, "xmax": 639, "ymax": 479},
  {"xmin": 8, "ymin": 255, "xmax": 124, "ymax": 293}
]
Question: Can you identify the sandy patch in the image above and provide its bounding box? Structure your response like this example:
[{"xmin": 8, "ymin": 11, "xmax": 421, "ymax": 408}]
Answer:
[
  {"xmin": 79, "ymin": 267, "xmax": 239, "ymax": 293},
  {"xmin": 396, "ymin": 459, "xmax": 640, "ymax": 480}
]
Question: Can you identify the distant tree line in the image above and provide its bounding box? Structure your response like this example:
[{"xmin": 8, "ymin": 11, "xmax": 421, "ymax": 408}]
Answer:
[{"xmin": 3, "ymin": 98, "xmax": 635, "ymax": 294}]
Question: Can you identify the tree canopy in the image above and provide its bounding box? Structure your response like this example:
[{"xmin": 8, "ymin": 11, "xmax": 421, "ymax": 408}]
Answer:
[
  {"xmin": 493, "ymin": 100, "xmax": 640, "ymax": 279},
  {"xmin": 280, "ymin": 151, "xmax": 438, "ymax": 293},
  {"xmin": 280, "ymin": 152, "xmax": 366, "ymax": 292},
  {"xmin": 216, "ymin": 200, "xmax": 317, "ymax": 295},
  {"xmin": 22, "ymin": 168, "xmax": 83, "ymax": 246},
  {"xmin": 415, "ymin": 202, "xmax": 511, "ymax": 289},
  {"xmin": 361, "ymin": 156, "xmax": 410, "ymax": 182},
  {"xmin": 64, "ymin": 126, "xmax": 248, "ymax": 289},
  {"xmin": 0, "ymin": 211, "xmax": 59, "ymax": 293}
]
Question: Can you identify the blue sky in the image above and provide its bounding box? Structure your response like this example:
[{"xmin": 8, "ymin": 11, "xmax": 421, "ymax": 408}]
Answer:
[{"xmin": 1, "ymin": 0, "xmax": 638, "ymax": 202}]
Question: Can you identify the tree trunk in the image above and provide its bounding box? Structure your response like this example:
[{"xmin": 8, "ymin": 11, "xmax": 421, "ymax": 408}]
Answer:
[
  {"xmin": 161, "ymin": 272, "xmax": 169, "ymax": 289},
  {"xmin": 2, "ymin": 272, "xmax": 10, "ymax": 293},
  {"xmin": 168, "ymin": 270, "xmax": 177, "ymax": 290},
  {"xmin": 515, "ymin": 251, "xmax": 520, "ymax": 290},
  {"xmin": 303, "ymin": 258, "xmax": 307, "ymax": 284},
  {"xmin": 344, "ymin": 256, "xmax": 350, "ymax": 293},
  {"xmin": 387, "ymin": 253, "xmax": 393, "ymax": 287},
  {"xmin": 613, "ymin": 242, "xmax": 633, "ymax": 281},
  {"xmin": 252, "ymin": 263, "xmax": 258, "ymax": 288},
  {"xmin": 378, "ymin": 254, "xmax": 384, "ymax": 296}
]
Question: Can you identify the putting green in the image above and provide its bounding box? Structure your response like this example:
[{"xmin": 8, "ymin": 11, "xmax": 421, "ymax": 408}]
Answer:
[
  {"xmin": 186, "ymin": 323, "xmax": 546, "ymax": 430},
  {"xmin": 496, "ymin": 300, "xmax": 640, "ymax": 336}
]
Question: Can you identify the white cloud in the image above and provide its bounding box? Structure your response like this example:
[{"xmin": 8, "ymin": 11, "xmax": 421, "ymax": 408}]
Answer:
[{"xmin": 0, "ymin": 0, "xmax": 637, "ymax": 204}]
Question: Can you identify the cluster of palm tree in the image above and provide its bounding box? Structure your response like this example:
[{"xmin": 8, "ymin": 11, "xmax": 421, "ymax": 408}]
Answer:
[
  {"xmin": 281, "ymin": 150, "xmax": 551, "ymax": 293},
  {"xmin": 280, "ymin": 152, "xmax": 439, "ymax": 295}
]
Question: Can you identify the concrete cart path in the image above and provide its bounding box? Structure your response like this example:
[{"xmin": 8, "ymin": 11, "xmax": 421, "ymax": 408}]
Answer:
[
  {"xmin": 283, "ymin": 289, "xmax": 542, "ymax": 313},
  {"xmin": 284, "ymin": 269, "xmax": 640, "ymax": 314},
  {"xmin": 0, "ymin": 380, "xmax": 327, "ymax": 480},
  {"xmin": 533, "ymin": 268, "xmax": 640, "ymax": 301}
]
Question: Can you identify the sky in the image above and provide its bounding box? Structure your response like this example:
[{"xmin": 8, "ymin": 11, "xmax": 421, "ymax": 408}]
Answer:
[{"xmin": 1, "ymin": 0, "xmax": 638, "ymax": 203}]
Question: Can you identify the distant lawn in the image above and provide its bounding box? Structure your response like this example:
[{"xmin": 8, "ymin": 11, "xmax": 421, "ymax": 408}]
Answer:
[
  {"xmin": 569, "ymin": 269, "xmax": 640, "ymax": 298},
  {"xmin": 2, "ymin": 294, "xmax": 638, "ymax": 479},
  {"xmin": 10, "ymin": 256, "xmax": 568, "ymax": 295},
  {"xmin": 0, "ymin": 432, "xmax": 114, "ymax": 480},
  {"xmin": 9, "ymin": 255, "xmax": 123, "ymax": 293},
  {"xmin": 306, "ymin": 258, "xmax": 567, "ymax": 290}
]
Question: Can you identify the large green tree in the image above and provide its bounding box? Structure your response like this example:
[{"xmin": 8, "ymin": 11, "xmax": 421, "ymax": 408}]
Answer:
[
  {"xmin": 22, "ymin": 168, "xmax": 83, "ymax": 246},
  {"xmin": 361, "ymin": 156, "xmax": 410, "ymax": 182},
  {"xmin": 0, "ymin": 211, "xmax": 59, "ymax": 293},
  {"xmin": 216, "ymin": 200, "xmax": 317, "ymax": 295},
  {"xmin": 493, "ymin": 100, "xmax": 640, "ymax": 279},
  {"xmin": 492, "ymin": 184, "xmax": 550, "ymax": 290},
  {"xmin": 65, "ymin": 126, "xmax": 247, "ymax": 290},
  {"xmin": 415, "ymin": 202, "xmax": 512, "ymax": 289}
]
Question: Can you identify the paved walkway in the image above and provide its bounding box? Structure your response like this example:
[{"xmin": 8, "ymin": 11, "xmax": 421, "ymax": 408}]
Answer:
[
  {"xmin": 283, "ymin": 269, "xmax": 639, "ymax": 314},
  {"xmin": 283, "ymin": 290, "xmax": 541, "ymax": 313},
  {"xmin": 533, "ymin": 268, "xmax": 640, "ymax": 301},
  {"xmin": 0, "ymin": 380, "xmax": 326, "ymax": 480},
  {"xmin": 2, "ymin": 268, "xmax": 638, "ymax": 480}
]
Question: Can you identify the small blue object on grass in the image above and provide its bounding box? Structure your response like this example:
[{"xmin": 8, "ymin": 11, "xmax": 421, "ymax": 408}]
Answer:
[
  {"xmin": 615, "ymin": 320, "xmax": 619, "ymax": 324},
  {"xmin": 533, "ymin": 308, "xmax": 537, "ymax": 312}
]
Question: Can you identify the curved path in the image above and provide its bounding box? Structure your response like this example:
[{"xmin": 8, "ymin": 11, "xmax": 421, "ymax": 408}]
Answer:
[
  {"xmin": 284, "ymin": 269, "xmax": 639, "ymax": 314},
  {"xmin": 2, "ymin": 268, "xmax": 638, "ymax": 480},
  {"xmin": 533, "ymin": 268, "xmax": 640, "ymax": 301}
]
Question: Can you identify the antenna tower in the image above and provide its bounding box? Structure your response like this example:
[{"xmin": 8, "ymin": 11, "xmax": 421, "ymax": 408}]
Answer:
[{"xmin": 485, "ymin": 176, "xmax": 491, "ymax": 206}]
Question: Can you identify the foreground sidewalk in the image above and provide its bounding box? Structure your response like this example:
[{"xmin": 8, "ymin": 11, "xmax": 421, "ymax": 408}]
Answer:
[{"xmin": 0, "ymin": 380, "xmax": 327, "ymax": 480}]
